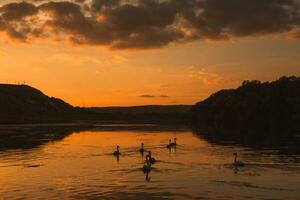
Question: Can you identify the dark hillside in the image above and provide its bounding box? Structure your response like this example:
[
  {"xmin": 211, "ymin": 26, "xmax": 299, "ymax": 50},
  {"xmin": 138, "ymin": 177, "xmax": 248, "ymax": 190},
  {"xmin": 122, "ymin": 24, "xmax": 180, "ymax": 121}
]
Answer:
[
  {"xmin": 0, "ymin": 84, "xmax": 74, "ymax": 123},
  {"xmin": 191, "ymin": 76, "xmax": 300, "ymax": 136},
  {"xmin": 0, "ymin": 84, "xmax": 191, "ymax": 124}
]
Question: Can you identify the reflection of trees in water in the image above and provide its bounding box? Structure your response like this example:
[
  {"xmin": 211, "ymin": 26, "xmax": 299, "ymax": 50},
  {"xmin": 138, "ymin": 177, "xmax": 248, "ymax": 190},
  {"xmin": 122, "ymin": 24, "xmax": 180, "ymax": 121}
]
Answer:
[
  {"xmin": 0, "ymin": 124, "xmax": 188, "ymax": 154},
  {"xmin": 0, "ymin": 125, "xmax": 93, "ymax": 150},
  {"xmin": 192, "ymin": 128, "xmax": 300, "ymax": 155}
]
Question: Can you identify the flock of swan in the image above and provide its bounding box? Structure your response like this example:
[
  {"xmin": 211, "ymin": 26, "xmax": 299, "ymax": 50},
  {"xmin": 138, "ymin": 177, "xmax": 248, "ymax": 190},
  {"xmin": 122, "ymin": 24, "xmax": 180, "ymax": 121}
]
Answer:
[{"xmin": 112, "ymin": 137, "xmax": 245, "ymax": 175}]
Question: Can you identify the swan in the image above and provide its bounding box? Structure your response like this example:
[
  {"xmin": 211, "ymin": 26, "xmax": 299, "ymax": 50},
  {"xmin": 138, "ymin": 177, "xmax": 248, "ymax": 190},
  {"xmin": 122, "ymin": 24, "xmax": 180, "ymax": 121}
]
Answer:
[
  {"xmin": 148, "ymin": 151, "xmax": 156, "ymax": 164},
  {"xmin": 142, "ymin": 155, "xmax": 151, "ymax": 173},
  {"xmin": 166, "ymin": 139, "xmax": 172, "ymax": 148},
  {"xmin": 233, "ymin": 152, "xmax": 245, "ymax": 167},
  {"xmin": 170, "ymin": 138, "xmax": 177, "ymax": 147},
  {"xmin": 113, "ymin": 145, "xmax": 120, "ymax": 156},
  {"xmin": 139, "ymin": 143, "xmax": 145, "ymax": 153}
]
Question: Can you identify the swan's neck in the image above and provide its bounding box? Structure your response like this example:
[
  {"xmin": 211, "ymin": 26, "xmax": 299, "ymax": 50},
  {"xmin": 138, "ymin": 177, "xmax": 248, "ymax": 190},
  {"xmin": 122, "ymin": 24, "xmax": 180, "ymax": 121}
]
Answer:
[{"xmin": 146, "ymin": 157, "xmax": 151, "ymax": 166}]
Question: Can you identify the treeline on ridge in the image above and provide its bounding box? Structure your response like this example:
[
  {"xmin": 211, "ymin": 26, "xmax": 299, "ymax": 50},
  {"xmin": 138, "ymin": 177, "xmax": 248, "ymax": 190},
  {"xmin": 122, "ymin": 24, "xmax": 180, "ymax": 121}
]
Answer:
[{"xmin": 191, "ymin": 76, "xmax": 300, "ymax": 136}]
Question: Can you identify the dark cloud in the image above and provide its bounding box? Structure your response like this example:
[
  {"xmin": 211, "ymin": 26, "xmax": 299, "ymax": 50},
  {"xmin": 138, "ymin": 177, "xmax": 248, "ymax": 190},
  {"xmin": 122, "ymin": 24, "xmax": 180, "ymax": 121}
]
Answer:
[
  {"xmin": 139, "ymin": 94, "xmax": 155, "ymax": 98},
  {"xmin": 159, "ymin": 95, "xmax": 170, "ymax": 98},
  {"xmin": 99, "ymin": 0, "xmax": 191, "ymax": 48},
  {"xmin": 139, "ymin": 94, "xmax": 170, "ymax": 98},
  {"xmin": 188, "ymin": 0, "xmax": 300, "ymax": 39},
  {"xmin": 0, "ymin": 2, "xmax": 41, "ymax": 41},
  {"xmin": 0, "ymin": 0, "xmax": 300, "ymax": 48},
  {"xmin": 0, "ymin": 1, "xmax": 38, "ymax": 21},
  {"xmin": 39, "ymin": 1, "xmax": 113, "ymax": 45},
  {"xmin": 111, "ymin": 27, "xmax": 183, "ymax": 49}
]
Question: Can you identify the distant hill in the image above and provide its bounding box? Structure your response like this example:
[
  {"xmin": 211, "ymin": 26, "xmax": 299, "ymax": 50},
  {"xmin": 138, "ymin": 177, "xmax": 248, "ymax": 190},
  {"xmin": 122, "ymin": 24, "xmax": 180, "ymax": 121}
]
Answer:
[
  {"xmin": 88, "ymin": 105, "xmax": 191, "ymax": 114},
  {"xmin": 83, "ymin": 105, "xmax": 192, "ymax": 123},
  {"xmin": 191, "ymin": 76, "xmax": 300, "ymax": 136},
  {"xmin": 0, "ymin": 84, "xmax": 74, "ymax": 123}
]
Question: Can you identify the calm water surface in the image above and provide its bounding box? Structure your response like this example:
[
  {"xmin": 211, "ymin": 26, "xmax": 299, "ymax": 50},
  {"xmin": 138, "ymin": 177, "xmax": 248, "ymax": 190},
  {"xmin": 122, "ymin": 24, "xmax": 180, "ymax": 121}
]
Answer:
[{"xmin": 0, "ymin": 124, "xmax": 299, "ymax": 200}]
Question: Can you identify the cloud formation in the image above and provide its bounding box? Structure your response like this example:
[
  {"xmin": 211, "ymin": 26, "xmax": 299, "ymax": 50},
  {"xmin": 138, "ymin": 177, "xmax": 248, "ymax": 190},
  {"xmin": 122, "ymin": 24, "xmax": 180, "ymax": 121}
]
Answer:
[
  {"xmin": 139, "ymin": 94, "xmax": 170, "ymax": 98},
  {"xmin": 139, "ymin": 94, "xmax": 155, "ymax": 98},
  {"xmin": 0, "ymin": 0, "xmax": 300, "ymax": 49},
  {"xmin": 159, "ymin": 95, "xmax": 170, "ymax": 98}
]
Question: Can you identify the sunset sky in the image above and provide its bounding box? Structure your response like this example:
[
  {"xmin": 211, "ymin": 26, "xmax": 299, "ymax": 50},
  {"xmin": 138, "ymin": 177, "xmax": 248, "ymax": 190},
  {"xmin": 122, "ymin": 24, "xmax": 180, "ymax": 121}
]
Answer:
[{"xmin": 1, "ymin": 0, "xmax": 300, "ymax": 106}]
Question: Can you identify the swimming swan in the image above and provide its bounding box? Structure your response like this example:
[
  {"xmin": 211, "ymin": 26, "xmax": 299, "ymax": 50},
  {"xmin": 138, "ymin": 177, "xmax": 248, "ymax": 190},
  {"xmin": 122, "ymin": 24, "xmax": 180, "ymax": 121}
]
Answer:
[
  {"xmin": 233, "ymin": 152, "xmax": 245, "ymax": 167},
  {"xmin": 166, "ymin": 139, "xmax": 172, "ymax": 148},
  {"xmin": 113, "ymin": 145, "xmax": 120, "ymax": 156},
  {"xmin": 170, "ymin": 138, "xmax": 177, "ymax": 147},
  {"xmin": 148, "ymin": 151, "xmax": 156, "ymax": 164},
  {"xmin": 142, "ymin": 155, "xmax": 151, "ymax": 173}
]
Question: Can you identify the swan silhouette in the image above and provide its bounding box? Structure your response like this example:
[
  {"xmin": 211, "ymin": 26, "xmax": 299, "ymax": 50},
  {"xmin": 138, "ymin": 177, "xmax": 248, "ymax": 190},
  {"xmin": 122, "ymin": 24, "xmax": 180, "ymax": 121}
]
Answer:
[
  {"xmin": 142, "ymin": 155, "xmax": 152, "ymax": 173},
  {"xmin": 113, "ymin": 145, "xmax": 120, "ymax": 156},
  {"xmin": 233, "ymin": 152, "xmax": 245, "ymax": 167},
  {"xmin": 166, "ymin": 139, "xmax": 172, "ymax": 149},
  {"xmin": 170, "ymin": 138, "xmax": 177, "ymax": 147},
  {"xmin": 147, "ymin": 151, "xmax": 156, "ymax": 164}
]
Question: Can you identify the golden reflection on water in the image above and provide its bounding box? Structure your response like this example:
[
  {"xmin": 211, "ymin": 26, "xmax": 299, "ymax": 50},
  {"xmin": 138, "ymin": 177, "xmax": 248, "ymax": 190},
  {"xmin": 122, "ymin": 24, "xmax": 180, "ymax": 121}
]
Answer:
[{"xmin": 0, "ymin": 126, "xmax": 299, "ymax": 200}]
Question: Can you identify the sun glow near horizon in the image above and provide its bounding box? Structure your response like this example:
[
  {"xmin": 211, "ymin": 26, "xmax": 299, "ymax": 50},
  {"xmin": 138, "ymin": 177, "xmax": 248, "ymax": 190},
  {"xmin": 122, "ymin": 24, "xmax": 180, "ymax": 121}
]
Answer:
[
  {"xmin": 1, "ymin": 37, "xmax": 300, "ymax": 107},
  {"xmin": 1, "ymin": 0, "xmax": 300, "ymax": 106}
]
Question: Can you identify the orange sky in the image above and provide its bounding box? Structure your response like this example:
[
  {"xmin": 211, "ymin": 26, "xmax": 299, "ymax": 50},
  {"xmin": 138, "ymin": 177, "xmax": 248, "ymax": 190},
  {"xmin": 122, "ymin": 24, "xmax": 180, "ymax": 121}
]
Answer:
[{"xmin": 1, "ymin": 0, "xmax": 300, "ymax": 106}]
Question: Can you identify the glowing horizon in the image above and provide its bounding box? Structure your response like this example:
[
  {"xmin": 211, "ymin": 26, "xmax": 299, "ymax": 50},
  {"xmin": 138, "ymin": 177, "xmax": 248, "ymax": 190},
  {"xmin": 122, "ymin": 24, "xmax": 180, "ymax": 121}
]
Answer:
[{"xmin": 1, "ymin": 0, "xmax": 300, "ymax": 106}]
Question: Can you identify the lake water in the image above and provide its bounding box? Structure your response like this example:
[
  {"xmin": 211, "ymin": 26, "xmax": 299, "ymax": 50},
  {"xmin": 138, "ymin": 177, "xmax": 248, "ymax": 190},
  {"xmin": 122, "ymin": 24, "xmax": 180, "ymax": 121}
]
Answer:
[{"xmin": 0, "ymin": 124, "xmax": 299, "ymax": 200}]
